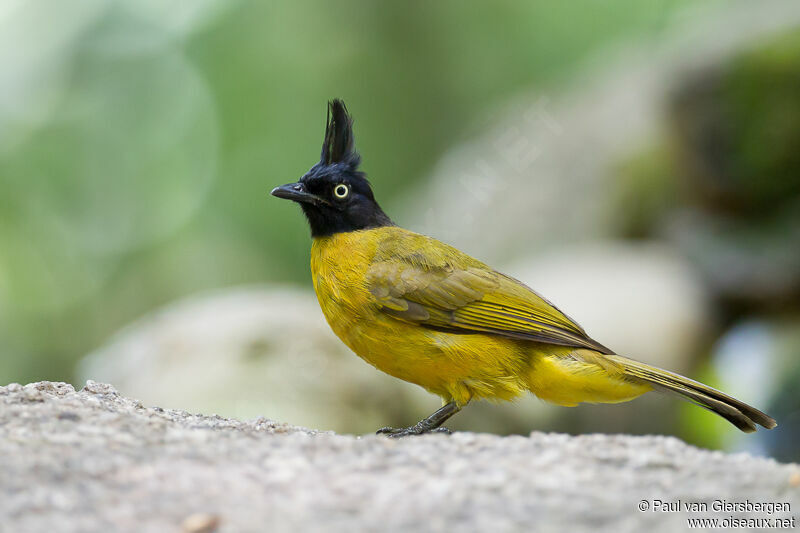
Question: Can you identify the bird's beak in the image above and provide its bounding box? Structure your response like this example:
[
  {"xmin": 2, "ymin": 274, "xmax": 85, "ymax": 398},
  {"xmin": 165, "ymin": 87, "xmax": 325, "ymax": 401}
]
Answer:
[{"xmin": 270, "ymin": 182, "xmax": 330, "ymax": 206}]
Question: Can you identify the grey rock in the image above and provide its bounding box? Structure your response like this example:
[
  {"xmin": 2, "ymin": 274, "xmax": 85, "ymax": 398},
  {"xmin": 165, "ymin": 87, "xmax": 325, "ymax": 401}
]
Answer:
[
  {"xmin": 78, "ymin": 287, "xmax": 434, "ymax": 433},
  {"xmin": 506, "ymin": 241, "xmax": 712, "ymax": 372},
  {"xmin": 1, "ymin": 381, "xmax": 798, "ymax": 533}
]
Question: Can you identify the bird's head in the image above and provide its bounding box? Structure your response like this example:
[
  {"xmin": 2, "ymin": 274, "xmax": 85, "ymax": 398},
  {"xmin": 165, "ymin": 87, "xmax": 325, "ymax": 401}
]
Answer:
[{"xmin": 271, "ymin": 99, "xmax": 393, "ymax": 237}]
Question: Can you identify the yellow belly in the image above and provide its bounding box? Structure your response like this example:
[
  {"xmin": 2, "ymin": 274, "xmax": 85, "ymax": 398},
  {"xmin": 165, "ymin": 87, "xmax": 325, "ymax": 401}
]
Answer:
[{"xmin": 310, "ymin": 228, "xmax": 650, "ymax": 407}]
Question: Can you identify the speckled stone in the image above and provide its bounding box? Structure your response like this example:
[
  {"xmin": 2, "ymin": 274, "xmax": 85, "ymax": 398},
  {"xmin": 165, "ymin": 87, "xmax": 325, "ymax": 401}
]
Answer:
[{"xmin": 1, "ymin": 382, "xmax": 797, "ymax": 533}]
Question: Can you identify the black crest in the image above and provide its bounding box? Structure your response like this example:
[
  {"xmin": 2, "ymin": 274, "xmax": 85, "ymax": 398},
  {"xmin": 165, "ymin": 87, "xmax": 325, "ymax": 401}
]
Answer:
[
  {"xmin": 321, "ymin": 99, "xmax": 360, "ymax": 168},
  {"xmin": 272, "ymin": 99, "xmax": 393, "ymax": 237}
]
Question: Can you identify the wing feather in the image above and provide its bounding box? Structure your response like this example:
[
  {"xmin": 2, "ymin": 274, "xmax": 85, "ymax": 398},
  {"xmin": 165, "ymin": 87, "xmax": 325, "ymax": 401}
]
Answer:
[{"xmin": 366, "ymin": 234, "xmax": 613, "ymax": 354}]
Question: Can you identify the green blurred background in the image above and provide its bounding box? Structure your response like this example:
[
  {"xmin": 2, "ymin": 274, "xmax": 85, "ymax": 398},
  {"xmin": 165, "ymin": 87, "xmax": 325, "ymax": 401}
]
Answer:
[{"xmin": 2, "ymin": 0, "xmax": 799, "ymax": 459}]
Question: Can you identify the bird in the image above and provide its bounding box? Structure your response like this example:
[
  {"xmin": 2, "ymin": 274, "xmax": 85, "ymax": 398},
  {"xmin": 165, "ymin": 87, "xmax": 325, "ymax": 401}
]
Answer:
[{"xmin": 271, "ymin": 99, "xmax": 777, "ymax": 438}]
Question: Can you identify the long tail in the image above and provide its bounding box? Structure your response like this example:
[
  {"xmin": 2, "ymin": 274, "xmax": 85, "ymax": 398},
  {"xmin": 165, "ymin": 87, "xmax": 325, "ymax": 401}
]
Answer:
[{"xmin": 607, "ymin": 354, "xmax": 777, "ymax": 433}]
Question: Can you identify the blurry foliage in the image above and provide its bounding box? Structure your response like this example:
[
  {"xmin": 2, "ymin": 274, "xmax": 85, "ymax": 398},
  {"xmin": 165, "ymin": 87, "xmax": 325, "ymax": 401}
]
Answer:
[
  {"xmin": 615, "ymin": 27, "xmax": 800, "ymax": 231},
  {"xmin": 614, "ymin": 28, "xmax": 800, "ymax": 313},
  {"xmin": 612, "ymin": 144, "xmax": 680, "ymax": 238},
  {"xmin": 612, "ymin": 28, "xmax": 800, "ymax": 457},
  {"xmin": 721, "ymin": 30, "xmax": 800, "ymax": 212},
  {"xmin": 0, "ymin": 0, "xmax": 701, "ymax": 384},
  {"xmin": 670, "ymin": 28, "xmax": 800, "ymax": 215}
]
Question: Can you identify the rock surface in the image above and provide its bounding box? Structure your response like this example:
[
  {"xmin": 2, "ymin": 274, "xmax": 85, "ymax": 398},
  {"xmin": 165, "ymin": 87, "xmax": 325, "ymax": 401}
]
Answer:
[{"xmin": 1, "ymin": 382, "xmax": 798, "ymax": 533}]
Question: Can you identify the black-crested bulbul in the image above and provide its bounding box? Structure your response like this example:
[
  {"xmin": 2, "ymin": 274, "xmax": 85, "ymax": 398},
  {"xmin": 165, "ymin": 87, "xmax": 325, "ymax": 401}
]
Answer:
[{"xmin": 271, "ymin": 100, "xmax": 776, "ymax": 437}]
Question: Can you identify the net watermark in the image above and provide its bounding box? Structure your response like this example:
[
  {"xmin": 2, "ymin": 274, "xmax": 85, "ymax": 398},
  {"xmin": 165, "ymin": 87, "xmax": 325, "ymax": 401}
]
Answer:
[{"xmin": 638, "ymin": 499, "xmax": 795, "ymax": 529}]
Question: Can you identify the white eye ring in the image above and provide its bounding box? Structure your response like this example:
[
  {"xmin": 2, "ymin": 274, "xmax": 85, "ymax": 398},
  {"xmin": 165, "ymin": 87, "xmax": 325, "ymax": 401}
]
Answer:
[{"xmin": 333, "ymin": 184, "xmax": 349, "ymax": 199}]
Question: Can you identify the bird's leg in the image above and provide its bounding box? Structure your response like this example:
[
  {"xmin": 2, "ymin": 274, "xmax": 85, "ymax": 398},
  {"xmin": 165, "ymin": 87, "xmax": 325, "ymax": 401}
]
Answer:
[{"xmin": 376, "ymin": 401, "xmax": 461, "ymax": 438}]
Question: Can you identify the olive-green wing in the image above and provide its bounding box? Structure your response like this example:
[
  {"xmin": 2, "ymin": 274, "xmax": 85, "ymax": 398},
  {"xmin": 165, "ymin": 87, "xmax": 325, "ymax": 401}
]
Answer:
[{"xmin": 365, "ymin": 233, "xmax": 613, "ymax": 354}]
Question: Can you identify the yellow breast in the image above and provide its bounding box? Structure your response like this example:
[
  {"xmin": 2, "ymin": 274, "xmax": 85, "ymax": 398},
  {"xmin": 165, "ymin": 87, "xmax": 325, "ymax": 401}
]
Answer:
[{"xmin": 309, "ymin": 227, "xmax": 531, "ymax": 405}]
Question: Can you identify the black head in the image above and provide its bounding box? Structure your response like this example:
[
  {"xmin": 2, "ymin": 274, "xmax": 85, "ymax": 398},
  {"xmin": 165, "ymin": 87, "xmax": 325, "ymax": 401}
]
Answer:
[{"xmin": 271, "ymin": 100, "xmax": 393, "ymax": 237}]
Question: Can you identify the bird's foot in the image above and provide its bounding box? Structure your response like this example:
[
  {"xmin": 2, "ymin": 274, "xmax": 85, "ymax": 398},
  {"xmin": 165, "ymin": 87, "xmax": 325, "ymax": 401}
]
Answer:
[{"xmin": 376, "ymin": 425, "xmax": 452, "ymax": 438}]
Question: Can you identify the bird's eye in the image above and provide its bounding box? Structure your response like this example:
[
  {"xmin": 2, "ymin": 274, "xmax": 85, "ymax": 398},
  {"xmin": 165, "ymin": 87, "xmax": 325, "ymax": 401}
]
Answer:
[{"xmin": 333, "ymin": 184, "xmax": 349, "ymax": 199}]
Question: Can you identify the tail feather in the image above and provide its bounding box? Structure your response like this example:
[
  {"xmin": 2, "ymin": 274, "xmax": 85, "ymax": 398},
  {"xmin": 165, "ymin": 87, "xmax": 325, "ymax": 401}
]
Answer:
[{"xmin": 607, "ymin": 354, "xmax": 777, "ymax": 433}]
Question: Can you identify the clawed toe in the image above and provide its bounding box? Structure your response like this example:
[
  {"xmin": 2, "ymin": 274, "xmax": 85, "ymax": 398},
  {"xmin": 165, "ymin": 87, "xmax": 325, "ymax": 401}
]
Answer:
[
  {"xmin": 375, "ymin": 403, "xmax": 460, "ymax": 438},
  {"xmin": 376, "ymin": 426, "xmax": 415, "ymax": 438},
  {"xmin": 375, "ymin": 425, "xmax": 452, "ymax": 438}
]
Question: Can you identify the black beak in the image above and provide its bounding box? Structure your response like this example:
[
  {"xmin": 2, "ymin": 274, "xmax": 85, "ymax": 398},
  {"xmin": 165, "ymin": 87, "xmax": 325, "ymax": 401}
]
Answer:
[{"xmin": 271, "ymin": 182, "xmax": 330, "ymax": 206}]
